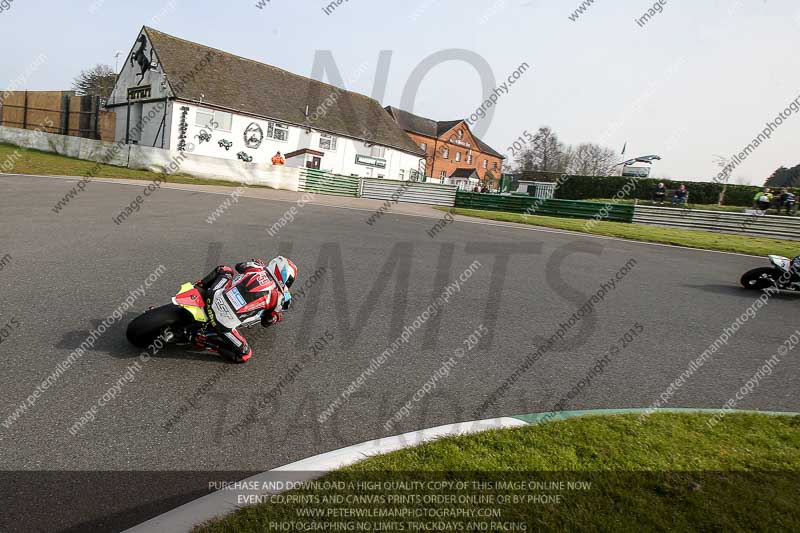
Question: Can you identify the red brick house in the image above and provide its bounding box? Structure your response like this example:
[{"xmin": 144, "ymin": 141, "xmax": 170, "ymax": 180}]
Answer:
[{"xmin": 385, "ymin": 106, "xmax": 505, "ymax": 185}]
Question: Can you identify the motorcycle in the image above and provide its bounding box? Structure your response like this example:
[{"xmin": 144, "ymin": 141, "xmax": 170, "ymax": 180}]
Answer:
[
  {"xmin": 126, "ymin": 281, "xmax": 262, "ymax": 353},
  {"xmin": 740, "ymin": 255, "xmax": 799, "ymax": 291}
]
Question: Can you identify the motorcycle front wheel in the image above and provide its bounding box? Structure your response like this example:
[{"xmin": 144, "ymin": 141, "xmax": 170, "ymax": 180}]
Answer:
[
  {"xmin": 126, "ymin": 304, "xmax": 193, "ymax": 348},
  {"xmin": 740, "ymin": 267, "xmax": 783, "ymax": 290}
]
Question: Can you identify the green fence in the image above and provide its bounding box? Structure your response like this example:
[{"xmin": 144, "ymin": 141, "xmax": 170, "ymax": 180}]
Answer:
[
  {"xmin": 300, "ymin": 169, "xmax": 360, "ymax": 197},
  {"xmin": 454, "ymin": 192, "xmax": 635, "ymax": 223}
]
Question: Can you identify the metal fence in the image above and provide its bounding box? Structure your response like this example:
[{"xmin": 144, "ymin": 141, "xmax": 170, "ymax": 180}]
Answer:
[
  {"xmin": 455, "ymin": 193, "xmax": 636, "ymax": 223},
  {"xmin": 633, "ymin": 205, "xmax": 800, "ymax": 241},
  {"xmin": 298, "ymin": 169, "xmax": 360, "ymax": 197},
  {"xmin": 361, "ymin": 179, "xmax": 457, "ymax": 206},
  {"xmin": 517, "ymin": 181, "xmax": 557, "ymax": 199},
  {"xmin": 297, "ymin": 170, "xmax": 458, "ymax": 204}
]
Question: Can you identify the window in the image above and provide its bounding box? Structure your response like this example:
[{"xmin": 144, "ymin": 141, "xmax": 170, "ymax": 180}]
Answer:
[
  {"xmin": 195, "ymin": 109, "xmax": 213, "ymax": 128},
  {"xmin": 457, "ymin": 129, "xmax": 464, "ymax": 139},
  {"xmin": 319, "ymin": 133, "xmax": 337, "ymax": 151},
  {"xmin": 267, "ymin": 121, "xmax": 289, "ymax": 142},
  {"xmin": 483, "ymin": 159, "xmax": 488, "ymax": 169},
  {"xmin": 377, "ymin": 174, "xmax": 385, "ymax": 179},
  {"xmin": 420, "ymin": 142, "xmax": 427, "ymax": 151},
  {"xmin": 467, "ymin": 152, "xmax": 473, "ymax": 164},
  {"xmin": 195, "ymin": 109, "xmax": 232, "ymax": 132},
  {"xmin": 442, "ymin": 148, "xmax": 449, "ymax": 159},
  {"xmin": 493, "ymin": 161, "xmax": 498, "ymax": 170},
  {"xmin": 371, "ymin": 145, "xmax": 386, "ymax": 158},
  {"xmin": 455, "ymin": 152, "xmax": 462, "ymax": 162},
  {"xmin": 440, "ymin": 170, "xmax": 446, "ymax": 179},
  {"xmin": 399, "ymin": 169, "xmax": 405, "ymax": 180}
]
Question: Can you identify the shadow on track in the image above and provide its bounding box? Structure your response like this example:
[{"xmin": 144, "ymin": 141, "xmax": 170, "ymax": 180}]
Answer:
[
  {"xmin": 55, "ymin": 314, "xmax": 224, "ymax": 364},
  {"xmin": 683, "ymin": 284, "xmax": 800, "ymax": 300}
]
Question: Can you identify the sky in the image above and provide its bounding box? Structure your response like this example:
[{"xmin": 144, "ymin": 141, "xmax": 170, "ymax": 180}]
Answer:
[{"xmin": 1, "ymin": 0, "xmax": 799, "ymax": 185}]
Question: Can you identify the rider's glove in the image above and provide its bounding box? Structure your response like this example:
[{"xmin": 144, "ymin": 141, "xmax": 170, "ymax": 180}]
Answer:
[{"xmin": 262, "ymin": 311, "xmax": 284, "ymax": 327}]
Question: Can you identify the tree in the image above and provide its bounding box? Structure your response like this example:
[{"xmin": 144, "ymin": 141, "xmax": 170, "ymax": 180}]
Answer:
[
  {"xmin": 567, "ymin": 143, "xmax": 618, "ymax": 176},
  {"xmin": 72, "ymin": 64, "xmax": 117, "ymax": 103},
  {"xmin": 765, "ymin": 164, "xmax": 800, "ymax": 187},
  {"xmin": 515, "ymin": 126, "xmax": 567, "ymax": 173},
  {"xmin": 712, "ymin": 155, "xmax": 731, "ymax": 205}
]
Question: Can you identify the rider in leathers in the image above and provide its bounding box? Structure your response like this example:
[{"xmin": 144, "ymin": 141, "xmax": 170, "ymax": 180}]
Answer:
[{"xmin": 195, "ymin": 256, "xmax": 297, "ymax": 363}]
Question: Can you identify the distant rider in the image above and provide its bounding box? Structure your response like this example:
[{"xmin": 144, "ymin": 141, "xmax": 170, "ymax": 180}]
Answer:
[{"xmin": 195, "ymin": 257, "xmax": 297, "ymax": 363}]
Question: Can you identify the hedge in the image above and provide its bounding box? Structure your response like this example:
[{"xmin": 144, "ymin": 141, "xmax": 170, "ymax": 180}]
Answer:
[{"xmin": 514, "ymin": 173, "xmax": 795, "ymax": 207}]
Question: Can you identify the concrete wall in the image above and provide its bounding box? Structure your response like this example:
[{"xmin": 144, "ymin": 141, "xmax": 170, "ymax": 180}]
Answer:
[
  {"xmin": 128, "ymin": 144, "xmax": 301, "ymax": 191},
  {"xmin": 0, "ymin": 125, "xmax": 299, "ymax": 191},
  {"xmin": 0, "ymin": 125, "xmax": 130, "ymax": 167}
]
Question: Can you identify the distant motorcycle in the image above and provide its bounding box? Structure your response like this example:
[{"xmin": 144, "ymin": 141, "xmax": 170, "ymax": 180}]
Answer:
[{"xmin": 740, "ymin": 255, "xmax": 799, "ymax": 291}]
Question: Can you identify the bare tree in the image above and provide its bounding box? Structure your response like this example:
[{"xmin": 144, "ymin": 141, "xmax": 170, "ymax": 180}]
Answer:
[
  {"xmin": 72, "ymin": 64, "xmax": 117, "ymax": 103},
  {"xmin": 568, "ymin": 143, "xmax": 618, "ymax": 176},
  {"xmin": 712, "ymin": 155, "xmax": 730, "ymax": 205},
  {"xmin": 515, "ymin": 126, "xmax": 567, "ymax": 172}
]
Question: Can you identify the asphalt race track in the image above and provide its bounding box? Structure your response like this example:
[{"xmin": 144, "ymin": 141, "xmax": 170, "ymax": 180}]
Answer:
[{"xmin": 1, "ymin": 175, "xmax": 798, "ymax": 531}]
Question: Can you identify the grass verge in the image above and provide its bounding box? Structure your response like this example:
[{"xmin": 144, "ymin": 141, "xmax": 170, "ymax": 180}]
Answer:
[
  {"xmin": 442, "ymin": 207, "xmax": 798, "ymax": 257},
  {"xmin": 0, "ymin": 143, "xmax": 252, "ymax": 187},
  {"xmin": 588, "ymin": 198, "xmax": 750, "ymax": 213},
  {"xmin": 195, "ymin": 413, "xmax": 800, "ymax": 531}
]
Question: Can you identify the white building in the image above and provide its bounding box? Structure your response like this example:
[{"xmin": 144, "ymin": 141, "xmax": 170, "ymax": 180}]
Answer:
[{"xmin": 107, "ymin": 27, "xmax": 425, "ymax": 180}]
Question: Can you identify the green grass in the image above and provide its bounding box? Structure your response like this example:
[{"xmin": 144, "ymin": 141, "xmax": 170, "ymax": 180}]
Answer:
[
  {"xmin": 588, "ymin": 198, "xmax": 750, "ymax": 213},
  {"xmin": 443, "ymin": 207, "xmax": 799, "ymax": 257},
  {"xmin": 0, "ymin": 143, "xmax": 253, "ymax": 187},
  {"xmin": 195, "ymin": 413, "xmax": 800, "ymax": 532}
]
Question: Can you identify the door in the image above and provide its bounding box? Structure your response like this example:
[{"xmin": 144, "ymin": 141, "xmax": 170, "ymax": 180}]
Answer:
[{"xmin": 306, "ymin": 156, "xmax": 322, "ymax": 170}]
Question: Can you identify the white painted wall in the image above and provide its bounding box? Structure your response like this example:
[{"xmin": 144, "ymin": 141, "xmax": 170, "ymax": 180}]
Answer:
[
  {"xmin": 128, "ymin": 144, "xmax": 301, "ymax": 191},
  {"xmin": 108, "ymin": 29, "xmax": 423, "ymax": 179},
  {"xmin": 167, "ymin": 102, "xmax": 423, "ymax": 181},
  {"xmin": 109, "ymin": 28, "xmax": 173, "ymax": 149}
]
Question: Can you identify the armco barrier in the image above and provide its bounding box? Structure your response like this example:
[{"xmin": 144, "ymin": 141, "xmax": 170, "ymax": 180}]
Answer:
[
  {"xmin": 455, "ymin": 192, "xmax": 635, "ymax": 223},
  {"xmin": 298, "ymin": 169, "xmax": 360, "ymax": 197},
  {"xmin": 361, "ymin": 178, "xmax": 457, "ymax": 206},
  {"xmin": 633, "ymin": 204, "xmax": 800, "ymax": 241}
]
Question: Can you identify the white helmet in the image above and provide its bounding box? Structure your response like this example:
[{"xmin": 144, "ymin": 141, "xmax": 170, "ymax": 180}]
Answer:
[{"xmin": 266, "ymin": 256, "xmax": 298, "ymax": 290}]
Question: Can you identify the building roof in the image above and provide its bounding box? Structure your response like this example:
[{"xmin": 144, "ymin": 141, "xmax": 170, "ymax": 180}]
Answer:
[
  {"xmin": 384, "ymin": 106, "xmax": 439, "ymax": 137},
  {"xmin": 144, "ymin": 27, "xmax": 425, "ymax": 157},
  {"xmin": 284, "ymin": 148, "xmax": 324, "ymax": 159},
  {"xmin": 450, "ymin": 168, "xmax": 479, "ymax": 178},
  {"xmin": 384, "ymin": 106, "xmax": 505, "ymax": 159}
]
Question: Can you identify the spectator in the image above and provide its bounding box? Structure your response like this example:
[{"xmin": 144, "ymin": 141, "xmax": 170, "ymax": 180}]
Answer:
[
  {"xmin": 671, "ymin": 184, "xmax": 688, "ymax": 206},
  {"xmin": 271, "ymin": 151, "xmax": 285, "ymax": 165},
  {"xmin": 481, "ymin": 184, "xmax": 489, "ymax": 193},
  {"xmin": 653, "ymin": 182, "xmax": 667, "ymax": 205},
  {"xmin": 753, "ymin": 188, "xmax": 773, "ymax": 212},
  {"xmin": 779, "ymin": 188, "xmax": 796, "ymax": 215},
  {"xmin": 472, "ymin": 186, "xmax": 479, "ymax": 193}
]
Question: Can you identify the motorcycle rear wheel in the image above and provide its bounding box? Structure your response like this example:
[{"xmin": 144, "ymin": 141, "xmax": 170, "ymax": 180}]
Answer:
[
  {"xmin": 740, "ymin": 267, "xmax": 783, "ymax": 290},
  {"xmin": 126, "ymin": 304, "xmax": 193, "ymax": 349}
]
